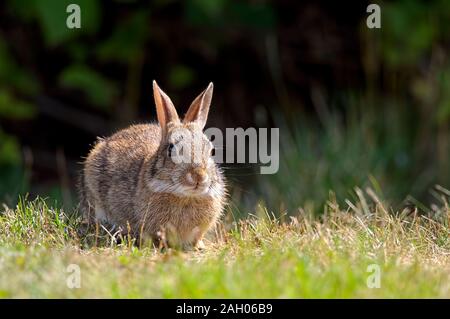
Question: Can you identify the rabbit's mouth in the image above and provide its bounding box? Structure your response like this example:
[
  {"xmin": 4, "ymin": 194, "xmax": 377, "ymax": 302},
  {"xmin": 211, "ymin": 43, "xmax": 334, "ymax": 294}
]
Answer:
[
  {"xmin": 186, "ymin": 184, "xmax": 210, "ymax": 196},
  {"xmin": 177, "ymin": 178, "xmax": 219, "ymax": 197},
  {"xmin": 147, "ymin": 177, "xmax": 214, "ymax": 197}
]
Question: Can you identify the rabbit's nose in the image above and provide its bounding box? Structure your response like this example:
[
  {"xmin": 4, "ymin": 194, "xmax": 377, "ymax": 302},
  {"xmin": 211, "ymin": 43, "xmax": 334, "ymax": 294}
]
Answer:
[{"xmin": 186, "ymin": 167, "xmax": 209, "ymax": 187}]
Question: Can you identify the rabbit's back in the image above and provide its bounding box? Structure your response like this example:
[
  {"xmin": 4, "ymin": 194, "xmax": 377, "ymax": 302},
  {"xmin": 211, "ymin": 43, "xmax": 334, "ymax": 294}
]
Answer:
[{"xmin": 80, "ymin": 124, "xmax": 161, "ymax": 223}]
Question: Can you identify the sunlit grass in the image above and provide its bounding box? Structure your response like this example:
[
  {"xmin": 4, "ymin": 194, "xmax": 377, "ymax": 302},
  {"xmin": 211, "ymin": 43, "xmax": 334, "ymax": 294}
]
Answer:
[{"xmin": 0, "ymin": 189, "xmax": 449, "ymax": 298}]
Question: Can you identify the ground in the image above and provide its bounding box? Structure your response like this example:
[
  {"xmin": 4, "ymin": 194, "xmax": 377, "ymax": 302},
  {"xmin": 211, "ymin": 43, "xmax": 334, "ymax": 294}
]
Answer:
[{"xmin": 0, "ymin": 190, "xmax": 449, "ymax": 298}]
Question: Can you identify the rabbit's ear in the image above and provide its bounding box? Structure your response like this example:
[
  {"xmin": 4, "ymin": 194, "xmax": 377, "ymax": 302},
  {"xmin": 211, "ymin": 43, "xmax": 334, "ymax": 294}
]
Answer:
[
  {"xmin": 183, "ymin": 82, "xmax": 213, "ymax": 129},
  {"xmin": 153, "ymin": 81, "xmax": 180, "ymax": 133}
]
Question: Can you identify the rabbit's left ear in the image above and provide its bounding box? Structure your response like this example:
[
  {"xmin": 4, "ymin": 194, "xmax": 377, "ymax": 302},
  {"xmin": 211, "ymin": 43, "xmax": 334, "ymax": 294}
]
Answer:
[{"xmin": 183, "ymin": 82, "xmax": 213, "ymax": 129}]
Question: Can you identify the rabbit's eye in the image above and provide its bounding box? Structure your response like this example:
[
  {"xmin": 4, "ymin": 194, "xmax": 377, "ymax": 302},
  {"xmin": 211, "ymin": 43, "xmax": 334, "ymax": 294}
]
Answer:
[
  {"xmin": 211, "ymin": 147, "xmax": 215, "ymax": 156},
  {"xmin": 168, "ymin": 143, "xmax": 175, "ymax": 157}
]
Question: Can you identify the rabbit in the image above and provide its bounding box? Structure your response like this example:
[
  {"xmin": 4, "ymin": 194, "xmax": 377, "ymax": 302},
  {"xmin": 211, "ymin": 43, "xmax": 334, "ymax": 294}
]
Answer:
[{"xmin": 78, "ymin": 81, "xmax": 226, "ymax": 249}]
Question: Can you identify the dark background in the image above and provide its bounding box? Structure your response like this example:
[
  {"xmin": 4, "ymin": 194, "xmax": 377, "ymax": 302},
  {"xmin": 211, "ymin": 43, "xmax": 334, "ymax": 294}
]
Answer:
[{"xmin": 0, "ymin": 0, "xmax": 449, "ymax": 216}]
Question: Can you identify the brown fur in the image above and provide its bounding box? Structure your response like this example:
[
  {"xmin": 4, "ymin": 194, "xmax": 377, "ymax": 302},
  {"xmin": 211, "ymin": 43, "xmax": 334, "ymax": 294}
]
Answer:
[{"xmin": 79, "ymin": 82, "xmax": 226, "ymax": 249}]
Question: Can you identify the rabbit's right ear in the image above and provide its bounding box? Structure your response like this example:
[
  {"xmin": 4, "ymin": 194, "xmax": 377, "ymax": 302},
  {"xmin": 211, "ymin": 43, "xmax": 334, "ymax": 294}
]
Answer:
[{"xmin": 153, "ymin": 81, "xmax": 180, "ymax": 134}]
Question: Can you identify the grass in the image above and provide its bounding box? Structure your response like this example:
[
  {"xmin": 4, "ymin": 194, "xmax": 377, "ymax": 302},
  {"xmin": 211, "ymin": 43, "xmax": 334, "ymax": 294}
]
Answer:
[
  {"xmin": 0, "ymin": 189, "xmax": 449, "ymax": 298},
  {"xmin": 252, "ymin": 106, "xmax": 432, "ymax": 216}
]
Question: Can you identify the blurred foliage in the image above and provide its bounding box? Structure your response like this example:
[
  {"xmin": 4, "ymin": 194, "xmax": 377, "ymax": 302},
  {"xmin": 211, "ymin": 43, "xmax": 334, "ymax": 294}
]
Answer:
[
  {"xmin": 0, "ymin": 42, "xmax": 40, "ymax": 95},
  {"xmin": 59, "ymin": 64, "xmax": 117, "ymax": 109},
  {"xmin": 169, "ymin": 65, "xmax": 196, "ymax": 89},
  {"xmin": 9, "ymin": 0, "xmax": 100, "ymax": 46},
  {"xmin": 96, "ymin": 11, "xmax": 149, "ymax": 63},
  {"xmin": 256, "ymin": 101, "xmax": 418, "ymax": 214},
  {"xmin": 436, "ymin": 66, "xmax": 450, "ymax": 123},
  {"xmin": 0, "ymin": 130, "xmax": 21, "ymax": 165},
  {"xmin": 250, "ymin": 0, "xmax": 450, "ymax": 214},
  {"xmin": 185, "ymin": 0, "xmax": 276, "ymax": 29},
  {"xmin": 0, "ymin": 90, "xmax": 36, "ymax": 119},
  {"xmin": 379, "ymin": 0, "xmax": 450, "ymax": 122},
  {"xmin": 0, "ymin": 129, "xmax": 26, "ymax": 202},
  {"xmin": 381, "ymin": 0, "xmax": 450, "ymax": 67},
  {"xmin": 382, "ymin": 1, "xmax": 437, "ymax": 67}
]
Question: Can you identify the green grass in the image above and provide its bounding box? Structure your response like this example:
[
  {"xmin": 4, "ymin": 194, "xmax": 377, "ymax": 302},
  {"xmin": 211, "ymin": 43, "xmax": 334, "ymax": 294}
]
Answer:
[
  {"xmin": 0, "ymin": 190, "xmax": 449, "ymax": 298},
  {"xmin": 251, "ymin": 106, "xmax": 434, "ymax": 216}
]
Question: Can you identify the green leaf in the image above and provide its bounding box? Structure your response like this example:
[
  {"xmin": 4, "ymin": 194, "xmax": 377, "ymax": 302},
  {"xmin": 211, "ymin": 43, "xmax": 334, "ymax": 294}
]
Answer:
[
  {"xmin": 382, "ymin": 1, "xmax": 438, "ymax": 67},
  {"xmin": 229, "ymin": 2, "xmax": 276, "ymax": 29},
  {"xmin": 185, "ymin": 0, "xmax": 275, "ymax": 29},
  {"xmin": 185, "ymin": 0, "xmax": 227, "ymax": 26},
  {"xmin": 59, "ymin": 64, "xmax": 116, "ymax": 109},
  {"xmin": 96, "ymin": 11, "xmax": 149, "ymax": 63},
  {"xmin": 0, "ymin": 90, "xmax": 36, "ymax": 119},
  {"xmin": 169, "ymin": 65, "xmax": 195, "ymax": 89},
  {"xmin": 0, "ymin": 39, "xmax": 40, "ymax": 95},
  {"xmin": 0, "ymin": 129, "xmax": 21, "ymax": 166},
  {"xmin": 436, "ymin": 68, "xmax": 450, "ymax": 123},
  {"xmin": 32, "ymin": 0, "xmax": 100, "ymax": 46}
]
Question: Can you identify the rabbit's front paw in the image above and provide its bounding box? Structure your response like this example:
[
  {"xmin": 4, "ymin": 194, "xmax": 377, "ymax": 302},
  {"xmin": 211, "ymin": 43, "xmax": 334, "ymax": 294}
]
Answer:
[{"xmin": 195, "ymin": 239, "xmax": 206, "ymax": 251}]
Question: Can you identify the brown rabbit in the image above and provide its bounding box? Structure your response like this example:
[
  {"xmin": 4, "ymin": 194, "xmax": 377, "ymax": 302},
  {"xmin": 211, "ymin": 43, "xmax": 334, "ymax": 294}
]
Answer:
[{"xmin": 78, "ymin": 81, "xmax": 226, "ymax": 249}]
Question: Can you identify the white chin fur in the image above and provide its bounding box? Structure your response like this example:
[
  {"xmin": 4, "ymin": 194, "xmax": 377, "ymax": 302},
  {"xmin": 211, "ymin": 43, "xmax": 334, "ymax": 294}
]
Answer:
[{"xmin": 147, "ymin": 179, "xmax": 223, "ymax": 198}]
